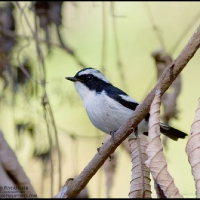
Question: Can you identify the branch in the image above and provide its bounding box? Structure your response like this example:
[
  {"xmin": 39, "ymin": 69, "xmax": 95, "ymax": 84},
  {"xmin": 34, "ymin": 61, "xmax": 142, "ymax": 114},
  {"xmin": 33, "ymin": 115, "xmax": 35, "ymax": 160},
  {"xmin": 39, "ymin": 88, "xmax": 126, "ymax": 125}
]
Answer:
[
  {"xmin": 0, "ymin": 131, "xmax": 36, "ymax": 197},
  {"xmin": 65, "ymin": 24, "xmax": 200, "ymax": 198}
]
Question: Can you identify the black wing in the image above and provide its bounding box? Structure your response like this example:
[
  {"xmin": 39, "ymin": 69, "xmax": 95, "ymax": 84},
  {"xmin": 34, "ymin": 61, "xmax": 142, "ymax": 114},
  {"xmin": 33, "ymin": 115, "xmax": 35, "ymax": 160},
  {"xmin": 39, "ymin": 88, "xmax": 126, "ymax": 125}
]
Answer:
[
  {"xmin": 104, "ymin": 85, "xmax": 139, "ymax": 111},
  {"xmin": 105, "ymin": 85, "xmax": 150, "ymax": 122}
]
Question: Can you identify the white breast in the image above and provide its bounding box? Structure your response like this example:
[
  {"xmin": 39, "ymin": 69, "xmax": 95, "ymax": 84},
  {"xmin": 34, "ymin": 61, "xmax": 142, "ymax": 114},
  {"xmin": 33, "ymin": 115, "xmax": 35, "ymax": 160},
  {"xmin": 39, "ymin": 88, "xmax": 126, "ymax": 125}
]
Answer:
[{"xmin": 74, "ymin": 82, "xmax": 148, "ymax": 135}]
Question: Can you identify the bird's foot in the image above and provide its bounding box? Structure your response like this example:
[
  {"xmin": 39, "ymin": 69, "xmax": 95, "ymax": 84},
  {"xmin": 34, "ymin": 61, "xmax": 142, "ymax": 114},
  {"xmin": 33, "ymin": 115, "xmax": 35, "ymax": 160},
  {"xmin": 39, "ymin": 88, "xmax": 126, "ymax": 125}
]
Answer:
[
  {"xmin": 97, "ymin": 143, "xmax": 104, "ymax": 154},
  {"xmin": 97, "ymin": 147, "xmax": 101, "ymax": 154},
  {"xmin": 109, "ymin": 155, "xmax": 112, "ymax": 161}
]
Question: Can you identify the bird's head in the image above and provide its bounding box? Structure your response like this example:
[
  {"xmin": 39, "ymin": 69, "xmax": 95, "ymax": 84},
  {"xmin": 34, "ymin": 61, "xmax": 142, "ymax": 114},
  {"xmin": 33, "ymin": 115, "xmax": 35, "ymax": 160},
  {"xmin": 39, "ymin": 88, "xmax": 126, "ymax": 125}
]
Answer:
[{"xmin": 66, "ymin": 68, "xmax": 111, "ymax": 100}]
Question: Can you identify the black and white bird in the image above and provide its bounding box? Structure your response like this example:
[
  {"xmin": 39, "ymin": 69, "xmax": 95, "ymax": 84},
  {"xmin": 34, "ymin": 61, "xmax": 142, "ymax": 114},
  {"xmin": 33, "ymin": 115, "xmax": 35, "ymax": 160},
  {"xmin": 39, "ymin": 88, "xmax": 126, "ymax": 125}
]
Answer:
[{"xmin": 66, "ymin": 68, "xmax": 187, "ymax": 140}]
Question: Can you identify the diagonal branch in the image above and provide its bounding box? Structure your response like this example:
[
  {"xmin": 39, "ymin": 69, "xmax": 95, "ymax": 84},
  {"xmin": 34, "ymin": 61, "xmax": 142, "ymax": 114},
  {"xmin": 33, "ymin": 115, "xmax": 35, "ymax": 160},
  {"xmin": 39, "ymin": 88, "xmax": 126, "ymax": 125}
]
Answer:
[
  {"xmin": 0, "ymin": 131, "xmax": 36, "ymax": 197},
  {"xmin": 65, "ymin": 24, "xmax": 200, "ymax": 198}
]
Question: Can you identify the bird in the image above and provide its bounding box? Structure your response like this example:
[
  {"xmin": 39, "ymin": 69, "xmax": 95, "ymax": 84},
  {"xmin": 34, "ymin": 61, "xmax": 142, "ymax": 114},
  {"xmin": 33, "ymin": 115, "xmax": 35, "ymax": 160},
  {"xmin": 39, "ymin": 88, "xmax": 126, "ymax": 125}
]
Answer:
[{"xmin": 66, "ymin": 67, "xmax": 187, "ymax": 141}]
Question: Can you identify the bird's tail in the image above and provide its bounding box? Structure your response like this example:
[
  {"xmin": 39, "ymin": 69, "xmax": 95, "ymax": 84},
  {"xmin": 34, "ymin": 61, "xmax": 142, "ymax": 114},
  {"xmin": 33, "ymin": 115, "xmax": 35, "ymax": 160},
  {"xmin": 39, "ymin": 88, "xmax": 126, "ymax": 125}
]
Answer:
[{"xmin": 159, "ymin": 122, "xmax": 187, "ymax": 141}]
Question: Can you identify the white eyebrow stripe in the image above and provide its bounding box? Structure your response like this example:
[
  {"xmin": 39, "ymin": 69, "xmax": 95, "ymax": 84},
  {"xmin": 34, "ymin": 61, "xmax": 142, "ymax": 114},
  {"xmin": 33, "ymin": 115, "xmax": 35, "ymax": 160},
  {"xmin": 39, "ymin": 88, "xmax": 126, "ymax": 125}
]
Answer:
[
  {"xmin": 92, "ymin": 72, "xmax": 109, "ymax": 83},
  {"xmin": 79, "ymin": 68, "xmax": 109, "ymax": 83},
  {"xmin": 119, "ymin": 94, "xmax": 138, "ymax": 103},
  {"xmin": 79, "ymin": 69, "xmax": 95, "ymax": 76}
]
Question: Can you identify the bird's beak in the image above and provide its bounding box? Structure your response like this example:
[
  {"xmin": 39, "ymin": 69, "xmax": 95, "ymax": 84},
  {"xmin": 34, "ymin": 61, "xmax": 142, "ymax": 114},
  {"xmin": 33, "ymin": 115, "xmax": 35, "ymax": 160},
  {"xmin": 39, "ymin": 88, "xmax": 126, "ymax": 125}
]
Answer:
[{"xmin": 65, "ymin": 77, "xmax": 80, "ymax": 82}]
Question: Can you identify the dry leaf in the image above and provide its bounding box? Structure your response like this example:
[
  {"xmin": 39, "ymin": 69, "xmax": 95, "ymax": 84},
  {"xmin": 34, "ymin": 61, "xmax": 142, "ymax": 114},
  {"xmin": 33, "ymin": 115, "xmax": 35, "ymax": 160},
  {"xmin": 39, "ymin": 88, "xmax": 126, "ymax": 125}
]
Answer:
[
  {"xmin": 145, "ymin": 91, "xmax": 183, "ymax": 198},
  {"xmin": 186, "ymin": 97, "xmax": 200, "ymax": 198},
  {"xmin": 128, "ymin": 136, "xmax": 151, "ymax": 198},
  {"xmin": 154, "ymin": 181, "xmax": 167, "ymax": 198}
]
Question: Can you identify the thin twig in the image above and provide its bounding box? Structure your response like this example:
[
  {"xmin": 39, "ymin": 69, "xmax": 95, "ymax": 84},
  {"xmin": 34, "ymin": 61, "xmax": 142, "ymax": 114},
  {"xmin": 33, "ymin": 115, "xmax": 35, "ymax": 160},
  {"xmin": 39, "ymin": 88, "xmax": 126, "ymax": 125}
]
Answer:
[
  {"xmin": 144, "ymin": 2, "xmax": 167, "ymax": 51},
  {"xmin": 100, "ymin": 2, "xmax": 107, "ymax": 74},
  {"xmin": 55, "ymin": 24, "xmax": 86, "ymax": 69},
  {"xmin": 31, "ymin": 3, "xmax": 54, "ymax": 196},
  {"xmin": 142, "ymin": 2, "xmax": 167, "ymax": 100},
  {"xmin": 111, "ymin": 2, "xmax": 127, "ymax": 90},
  {"xmin": 15, "ymin": 3, "xmax": 40, "ymax": 92},
  {"xmin": 110, "ymin": 2, "xmax": 126, "ymax": 18},
  {"xmin": 0, "ymin": 28, "xmax": 87, "ymax": 69},
  {"xmin": 15, "ymin": 2, "xmax": 89, "ymax": 71},
  {"xmin": 18, "ymin": 2, "xmax": 29, "ymax": 43},
  {"xmin": 47, "ymin": 104, "xmax": 62, "ymax": 189},
  {"xmin": 15, "ymin": 2, "xmax": 62, "ymax": 194},
  {"xmin": 13, "ymin": 3, "xmax": 41, "ymax": 85},
  {"xmin": 43, "ymin": 107, "xmax": 54, "ymax": 197},
  {"xmin": 32, "ymin": 4, "xmax": 62, "ymax": 192},
  {"xmin": 170, "ymin": 10, "xmax": 200, "ymax": 55},
  {"xmin": 15, "ymin": 2, "xmax": 35, "ymax": 36}
]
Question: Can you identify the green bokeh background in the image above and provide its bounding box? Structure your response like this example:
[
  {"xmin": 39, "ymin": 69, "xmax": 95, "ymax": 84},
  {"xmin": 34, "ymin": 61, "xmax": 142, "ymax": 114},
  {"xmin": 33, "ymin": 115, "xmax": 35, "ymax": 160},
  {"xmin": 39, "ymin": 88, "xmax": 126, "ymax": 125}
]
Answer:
[{"xmin": 1, "ymin": 1, "xmax": 200, "ymax": 198}]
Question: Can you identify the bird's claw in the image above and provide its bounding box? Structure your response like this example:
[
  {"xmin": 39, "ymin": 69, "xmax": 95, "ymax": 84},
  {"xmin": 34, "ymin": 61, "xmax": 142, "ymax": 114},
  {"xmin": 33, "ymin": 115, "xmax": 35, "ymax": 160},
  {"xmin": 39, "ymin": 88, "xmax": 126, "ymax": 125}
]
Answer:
[
  {"xmin": 97, "ymin": 143, "xmax": 104, "ymax": 154},
  {"xmin": 97, "ymin": 147, "xmax": 101, "ymax": 154}
]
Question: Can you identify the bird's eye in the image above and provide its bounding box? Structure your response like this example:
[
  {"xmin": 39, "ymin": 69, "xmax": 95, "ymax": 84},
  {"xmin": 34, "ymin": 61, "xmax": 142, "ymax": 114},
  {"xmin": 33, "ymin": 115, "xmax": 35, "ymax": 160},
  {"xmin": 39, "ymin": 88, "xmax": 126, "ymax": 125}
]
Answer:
[{"xmin": 86, "ymin": 75, "xmax": 93, "ymax": 81}]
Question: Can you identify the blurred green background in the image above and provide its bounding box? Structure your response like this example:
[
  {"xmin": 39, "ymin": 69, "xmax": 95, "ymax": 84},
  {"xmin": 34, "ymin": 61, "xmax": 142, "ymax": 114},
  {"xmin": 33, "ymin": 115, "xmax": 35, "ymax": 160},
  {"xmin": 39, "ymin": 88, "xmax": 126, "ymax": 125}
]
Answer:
[{"xmin": 0, "ymin": 1, "xmax": 200, "ymax": 198}]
